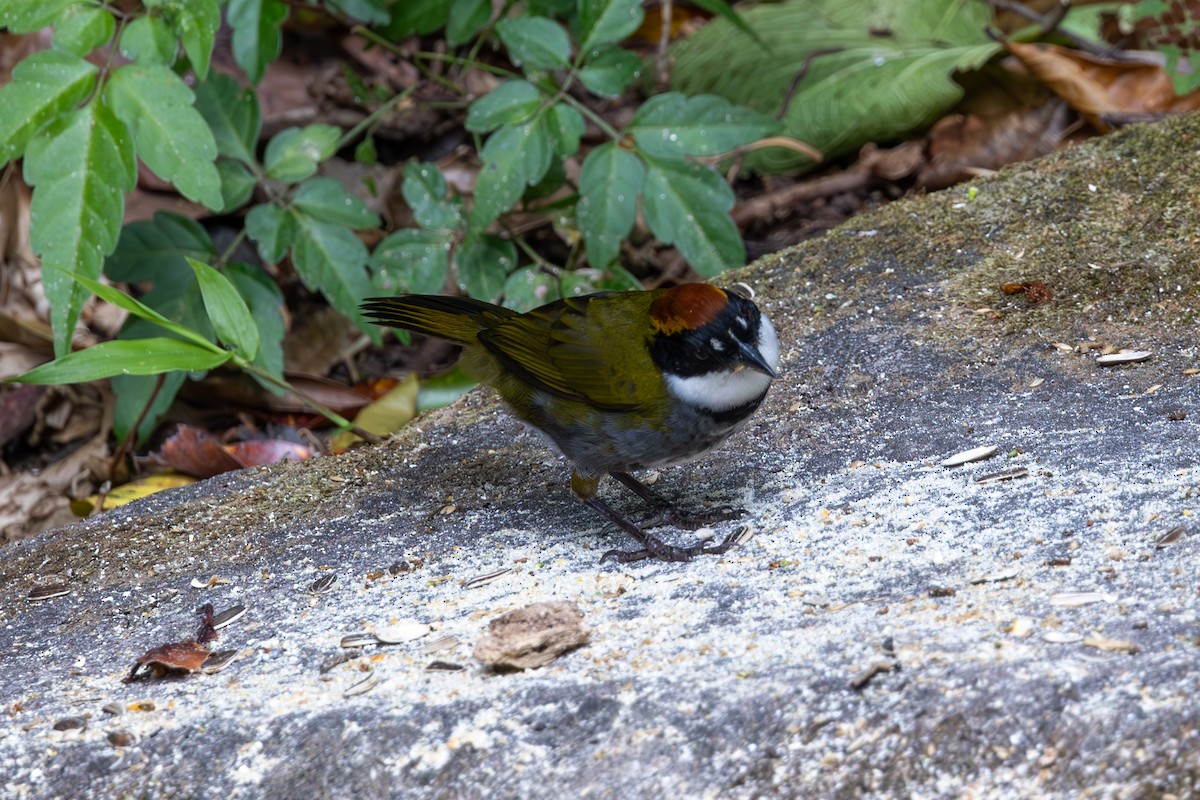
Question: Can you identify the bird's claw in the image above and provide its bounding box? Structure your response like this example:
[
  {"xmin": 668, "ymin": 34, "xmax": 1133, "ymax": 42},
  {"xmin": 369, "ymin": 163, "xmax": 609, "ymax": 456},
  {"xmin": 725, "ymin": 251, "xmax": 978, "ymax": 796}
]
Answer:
[
  {"xmin": 600, "ymin": 527, "xmax": 746, "ymax": 565},
  {"xmin": 635, "ymin": 506, "xmax": 745, "ymax": 531}
]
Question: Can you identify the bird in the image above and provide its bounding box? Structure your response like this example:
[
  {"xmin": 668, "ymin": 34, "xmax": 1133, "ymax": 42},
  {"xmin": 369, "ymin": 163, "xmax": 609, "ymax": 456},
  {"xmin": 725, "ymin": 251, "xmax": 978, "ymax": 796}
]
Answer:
[{"xmin": 360, "ymin": 282, "xmax": 779, "ymax": 563}]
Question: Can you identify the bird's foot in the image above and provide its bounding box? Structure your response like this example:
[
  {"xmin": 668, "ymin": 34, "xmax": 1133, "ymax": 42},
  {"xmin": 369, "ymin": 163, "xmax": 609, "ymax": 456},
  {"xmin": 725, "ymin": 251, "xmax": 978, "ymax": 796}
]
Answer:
[
  {"xmin": 600, "ymin": 526, "xmax": 749, "ymax": 565},
  {"xmin": 635, "ymin": 505, "xmax": 744, "ymax": 531}
]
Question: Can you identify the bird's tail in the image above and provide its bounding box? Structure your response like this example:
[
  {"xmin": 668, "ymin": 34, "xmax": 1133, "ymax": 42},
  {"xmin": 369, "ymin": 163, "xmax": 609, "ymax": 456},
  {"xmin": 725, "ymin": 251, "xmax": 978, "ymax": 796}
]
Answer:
[{"xmin": 360, "ymin": 295, "xmax": 515, "ymax": 346}]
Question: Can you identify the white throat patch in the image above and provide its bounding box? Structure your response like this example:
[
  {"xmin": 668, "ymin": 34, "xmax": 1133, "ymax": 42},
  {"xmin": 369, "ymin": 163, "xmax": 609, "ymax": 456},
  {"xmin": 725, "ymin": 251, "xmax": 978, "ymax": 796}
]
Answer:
[{"xmin": 666, "ymin": 316, "xmax": 780, "ymax": 412}]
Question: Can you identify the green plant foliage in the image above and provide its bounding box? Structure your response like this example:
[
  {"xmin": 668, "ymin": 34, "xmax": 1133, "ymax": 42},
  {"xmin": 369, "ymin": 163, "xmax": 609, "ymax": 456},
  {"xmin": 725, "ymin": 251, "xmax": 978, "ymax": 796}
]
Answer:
[
  {"xmin": 52, "ymin": 5, "xmax": 115, "ymax": 56},
  {"xmin": 577, "ymin": 45, "xmax": 643, "ymax": 98},
  {"xmin": 227, "ymin": 0, "xmax": 288, "ymax": 84},
  {"xmin": 0, "ymin": 50, "xmax": 97, "ymax": 163},
  {"xmin": 290, "ymin": 211, "xmax": 376, "ymax": 333},
  {"xmin": 194, "ymin": 72, "xmax": 261, "ymax": 166},
  {"xmin": 10, "ymin": 339, "xmax": 231, "ymax": 386},
  {"xmin": 628, "ymin": 92, "xmax": 779, "ymax": 159},
  {"xmin": 26, "ymin": 104, "xmax": 135, "ymax": 357},
  {"xmin": 171, "ymin": 0, "xmax": 221, "ymax": 79},
  {"xmin": 371, "ymin": 229, "xmax": 452, "ymax": 295},
  {"xmin": 105, "ymin": 64, "xmax": 223, "ymax": 209},
  {"xmin": 188, "ymin": 258, "xmax": 260, "ymax": 361},
  {"xmin": 1132, "ymin": 0, "xmax": 1200, "ymax": 95},
  {"xmin": 263, "ymin": 124, "xmax": 341, "ymax": 182},
  {"xmin": 119, "ymin": 15, "xmax": 178, "ymax": 64},
  {"xmin": 642, "ymin": 157, "xmax": 742, "ymax": 277},
  {"xmin": 497, "ymin": 16, "xmax": 572, "ymax": 71},
  {"xmin": 464, "ymin": 80, "xmax": 543, "ymax": 132},
  {"xmin": 578, "ymin": 0, "xmax": 644, "ymax": 52},
  {"xmin": 402, "ymin": 162, "xmax": 462, "ymax": 231},
  {"xmin": 670, "ymin": 0, "xmax": 1002, "ymax": 172},
  {"xmin": 447, "ymin": 0, "xmax": 491, "ymax": 46},
  {"xmin": 456, "ymin": 235, "xmax": 515, "ymax": 300},
  {"xmin": 470, "ymin": 120, "xmax": 553, "ymax": 231},
  {"xmin": 577, "ymin": 143, "xmax": 645, "ymax": 268},
  {"xmin": 293, "ymin": 177, "xmax": 381, "ymax": 229}
]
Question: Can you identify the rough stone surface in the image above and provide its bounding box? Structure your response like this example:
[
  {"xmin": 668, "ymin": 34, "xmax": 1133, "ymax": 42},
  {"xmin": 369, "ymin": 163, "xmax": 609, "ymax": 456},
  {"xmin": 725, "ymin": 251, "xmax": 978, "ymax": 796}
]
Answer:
[
  {"xmin": 1, "ymin": 115, "xmax": 1198, "ymax": 800},
  {"xmin": 472, "ymin": 601, "xmax": 590, "ymax": 670}
]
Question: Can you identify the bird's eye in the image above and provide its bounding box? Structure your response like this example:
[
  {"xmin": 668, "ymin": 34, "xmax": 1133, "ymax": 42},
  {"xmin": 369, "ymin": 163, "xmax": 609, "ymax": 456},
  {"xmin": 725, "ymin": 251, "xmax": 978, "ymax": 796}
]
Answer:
[{"xmin": 688, "ymin": 343, "xmax": 710, "ymax": 360}]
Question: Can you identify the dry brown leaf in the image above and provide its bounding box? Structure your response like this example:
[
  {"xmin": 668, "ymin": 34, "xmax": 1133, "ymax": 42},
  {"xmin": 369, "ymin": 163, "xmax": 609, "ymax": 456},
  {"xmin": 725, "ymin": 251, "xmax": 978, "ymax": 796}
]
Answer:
[{"xmin": 1006, "ymin": 43, "xmax": 1200, "ymax": 130}]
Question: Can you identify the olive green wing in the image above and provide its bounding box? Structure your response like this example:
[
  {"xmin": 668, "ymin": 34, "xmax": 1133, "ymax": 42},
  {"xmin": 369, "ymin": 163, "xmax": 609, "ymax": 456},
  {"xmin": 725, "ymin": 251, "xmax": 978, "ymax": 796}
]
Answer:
[{"xmin": 478, "ymin": 292, "xmax": 663, "ymax": 412}]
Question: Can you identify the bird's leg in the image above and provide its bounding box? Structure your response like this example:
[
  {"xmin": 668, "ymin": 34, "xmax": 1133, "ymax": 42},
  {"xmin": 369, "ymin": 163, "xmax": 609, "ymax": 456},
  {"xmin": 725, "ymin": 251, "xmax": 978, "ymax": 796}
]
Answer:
[
  {"xmin": 571, "ymin": 473, "xmax": 743, "ymax": 564},
  {"xmin": 610, "ymin": 471, "xmax": 743, "ymax": 530}
]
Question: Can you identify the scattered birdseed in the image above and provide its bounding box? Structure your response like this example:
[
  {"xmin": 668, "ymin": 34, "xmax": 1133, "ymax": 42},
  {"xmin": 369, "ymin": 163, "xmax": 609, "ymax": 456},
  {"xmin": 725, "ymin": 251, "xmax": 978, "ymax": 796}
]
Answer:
[
  {"xmin": 941, "ymin": 445, "xmax": 997, "ymax": 467},
  {"xmin": 975, "ymin": 467, "xmax": 1029, "ymax": 484},
  {"xmin": 1042, "ymin": 631, "xmax": 1083, "ymax": 644},
  {"xmin": 1155, "ymin": 524, "xmax": 1186, "ymax": 549},
  {"xmin": 307, "ymin": 574, "xmax": 338, "ymax": 595},
  {"xmin": 107, "ymin": 731, "xmax": 136, "ymax": 747},
  {"xmin": 426, "ymin": 661, "xmax": 465, "ymax": 672},
  {"xmin": 343, "ymin": 671, "xmax": 379, "ymax": 697},
  {"xmin": 27, "ymin": 584, "xmax": 69, "ymax": 601},
  {"xmin": 423, "ymin": 635, "xmax": 461, "ymax": 655},
  {"xmin": 1082, "ymin": 634, "xmax": 1139, "ymax": 654},
  {"xmin": 201, "ymin": 649, "xmax": 241, "ymax": 674},
  {"xmin": 849, "ymin": 661, "xmax": 899, "ymax": 690},
  {"xmin": 210, "ymin": 605, "xmax": 246, "ymax": 630},
  {"xmin": 52, "ymin": 717, "xmax": 86, "ymax": 732},
  {"xmin": 340, "ymin": 632, "xmax": 381, "ymax": 649},
  {"xmin": 374, "ymin": 622, "xmax": 429, "ymax": 644},
  {"xmin": 968, "ymin": 568, "xmax": 1019, "ymax": 584},
  {"xmin": 461, "ymin": 568, "xmax": 515, "ymax": 590},
  {"xmin": 1096, "ymin": 350, "xmax": 1151, "ymax": 366},
  {"xmin": 1048, "ymin": 592, "xmax": 1118, "ymax": 607}
]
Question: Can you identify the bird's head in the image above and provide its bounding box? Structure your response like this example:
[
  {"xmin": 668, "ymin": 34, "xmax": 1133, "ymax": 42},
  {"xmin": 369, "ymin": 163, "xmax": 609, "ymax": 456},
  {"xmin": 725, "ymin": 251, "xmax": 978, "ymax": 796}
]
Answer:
[{"xmin": 648, "ymin": 283, "xmax": 780, "ymax": 413}]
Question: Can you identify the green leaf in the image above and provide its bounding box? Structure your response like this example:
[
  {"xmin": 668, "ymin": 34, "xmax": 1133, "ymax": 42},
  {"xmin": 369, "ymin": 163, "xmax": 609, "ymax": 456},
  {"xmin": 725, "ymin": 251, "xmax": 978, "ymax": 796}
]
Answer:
[
  {"xmin": 402, "ymin": 162, "xmax": 461, "ymax": 231},
  {"xmin": 226, "ymin": 262, "xmax": 286, "ymax": 382},
  {"xmin": 416, "ymin": 365, "xmax": 477, "ymax": 413},
  {"xmin": 328, "ymin": 0, "xmax": 389, "ymax": 23},
  {"xmin": 470, "ymin": 120, "xmax": 553, "ymax": 231},
  {"xmin": 289, "ymin": 210, "xmax": 375, "ymax": 334},
  {"xmin": 52, "ymin": 5, "xmax": 115, "ymax": 56},
  {"xmin": 669, "ymin": 0, "xmax": 1002, "ymax": 172},
  {"xmin": 641, "ymin": 157, "xmax": 742, "ymax": 277},
  {"xmin": 263, "ymin": 124, "xmax": 340, "ymax": 183},
  {"xmin": 688, "ymin": 0, "xmax": 766, "ymax": 47},
  {"xmin": 245, "ymin": 203, "xmax": 295, "ymax": 263},
  {"xmin": 370, "ymin": 229, "xmax": 452, "ymax": 295},
  {"xmin": 105, "ymin": 64, "xmax": 223, "ymax": 209},
  {"xmin": 119, "ymin": 15, "xmax": 177, "ymax": 64},
  {"xmin": 194, "ymin": 68, "xmax": 260, "ymax": 167},
  {"xmin": 0, "ymin": 50, "xmax": 97, "ymax": 164},
  {"xmin": 227, "ymin": 0, "xmax": 287, "ymax": 85},
  {"xmin": 216, "ymin": 159, "xmax": 256, "ymax": 212},
  {"xmin": 464, "ymin": 80, "xmax": 542, "ymax": 133},
  {"xmin": 8, "ymin": 339, "xmax": 231, "ymax": 385},
  {"xmin": 383, "ymin": 0, "xmax": 450, "ymax": 38},
  {"xmin": 107, "ymin": 211, "xmax": 215, "ymax": 283},
  {"xmin": 447, "ymin": 0, "xmax": 491, "ymax": 46},
  {"xmin": 503, "ymin": 266, "xmax": 560, "ymax": 313},
  {"xmin": 629, "ymin": 92, "xmax": 779, "ymax": 159},
  {"xmin": 172, "ymin": 0, "xmax": 220, "ymax": 79},
  {"xmin": 579, "ymin": 0, "xmax": 644, "ymax": 52},
  {"xmin": 2, "ymin": 0, "xmax": 80, "ymax": 33},
  {"xmin": 547, "ymin": 103, "xmax": 584, "ymax": 156},
  {"xmin": 187, "ymin": 257, "xmax": 259, "ymax": 360},
  {"xmin": 293, "ymin": 177, "xmax": 380, "ymax": 229},
  {"xmin": 576, "ymin": 142, "xmax": 644, "ymax": 268},
  {"xmin": 497, "ymin": 16, "xmax": 571, "ymax": 71},
  {"xmin": 577, "ymin": 45, "xmax": 643, "ymax": 98},
  {"xmin": 455, "ymin": 235, "xmax": 514, "ymax": 300},
  {"xmin": 26, "ymin": 103, "xmax": 134, "ymax": 357},
  {"xmin": 71, "ymin": 272, "xmax": 221, "ymax": 350}
]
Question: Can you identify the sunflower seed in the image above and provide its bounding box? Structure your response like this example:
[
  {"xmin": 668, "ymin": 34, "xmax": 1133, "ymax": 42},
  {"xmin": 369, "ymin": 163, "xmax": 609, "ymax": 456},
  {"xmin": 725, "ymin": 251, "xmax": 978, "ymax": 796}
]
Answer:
[
  {"xmin": 975, "ymin": 466, "xmax": 1029, "ymax": 484},
  {"xmin": 375, "ymin": 622, "xmax": 429, "ymax": 644},
  {"xmin": 1096, "ymin": 350, "xmax": 1151, "ymax": 366},
  {"xmin": 343, "ymin": 671, "xmax": 379, "ymax": 697},
  {"xmin": 1155, "ymin": 524, "xmax": 1186, "ymax": 549},
  {"xmin": 968, "ymin": 568, "xmax": 1019, "ymax": 584},
  {"xmin": 461, "ymin": 568, "xmax": 515, "ymax": 590},
  {"xmin": 1042, "ymin": 631, "xmax": 1083, "ymax": 644},
  {"xmin": 728, "ymin": 525, "xmax": 755, "ymax": 547},
  {"xmin": 101, "ymin": 703, "xmax": 123, "ymax": 717},
  {"xmin": 340, "ymin": 632, "xmax": 381, "ymax": 649},
  {"xmin": 53, "ymin": 717, "xmax": 87, "ymax": 732},
  {"xmin": 426, "ymin": 661, "xmax": 465, "ymax": 672},
  {"xmin": 211, "ymin": 605, "xmax": 246, "ymax": 630},
  {"xmin": 423, "ymin": 635, "xmax": 461, "ymax": 655},
  {"xmin": 319, "ymin": 651, "xmax": 361, "ymax": 673},
  {"xmin": 307, "ymin": 574, "xmax": 338, "ymax": 595},
  {"xmin": 27, "ymin": 584, "xmax": 69, "ymax": 601},
  {"xmin": 1048, "ymin": 592, "xmax": 1118, "ymax": 607},
  {"xmin": 941, "ymin": 445, "xmax": 997, "ymax": 467},
  {"xmin": 107, "ymin": 731, "xmax": 136, "ymax": 747},
  {"xmin": 201, "ymin": 649, "xmax": 241, "ymax": 674}
]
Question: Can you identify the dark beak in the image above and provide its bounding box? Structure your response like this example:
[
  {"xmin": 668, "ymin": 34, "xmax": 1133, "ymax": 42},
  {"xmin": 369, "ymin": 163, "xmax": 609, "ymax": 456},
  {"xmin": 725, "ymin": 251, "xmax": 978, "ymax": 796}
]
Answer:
[{"xmin": 737, "ymin": 339, "xmax": 778, "ymax": 378}]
